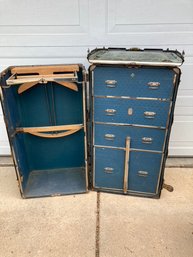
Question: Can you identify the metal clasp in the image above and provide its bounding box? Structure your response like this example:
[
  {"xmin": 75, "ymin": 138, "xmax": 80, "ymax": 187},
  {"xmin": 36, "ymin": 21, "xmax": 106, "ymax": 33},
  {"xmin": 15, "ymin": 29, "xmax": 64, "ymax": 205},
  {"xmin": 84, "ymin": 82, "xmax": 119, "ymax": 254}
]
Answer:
[
  {"xmin": 128, "ymin": 108, "xmax": 133, "ymax": 116},
  {"xmin": 105, "ymin": 80, "xmax": 117, "ymax": 88},
  {"xmin": 144, "ymin": 111, "xmax": 156, "ymax": 119},
  {"xmin": 105, "ymin": 109, "xmax": 117, "ymax": 115},
  {"xmin": 104, "ymin": 134, "xmax": 116, "ymax": 140}
]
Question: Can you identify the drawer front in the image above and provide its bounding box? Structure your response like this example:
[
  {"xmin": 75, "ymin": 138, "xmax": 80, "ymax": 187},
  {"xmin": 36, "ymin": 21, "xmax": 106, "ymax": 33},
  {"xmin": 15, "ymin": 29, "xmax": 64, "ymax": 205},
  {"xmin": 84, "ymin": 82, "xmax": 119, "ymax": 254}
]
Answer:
[
  {"xmin": 94, "ymin": 124, "xmax": 165, "ymax": 152},
  {"xmin": 94, "ymin": 147, "xmax": 162, "ymax": 194},
  {"xmin": 94, "ymin": 147, "xmax": 124, "ymax": 189},
  {"xmin": 93, "ymin": 67, "xmax": 174, "ymax": 99},
  {"xmin": 94, "ymin": 98, "xmax": 170, "ymax": 128},
  {"xmin": 128, "ymin": 151, "xmax": 162, "ymax": 194}
]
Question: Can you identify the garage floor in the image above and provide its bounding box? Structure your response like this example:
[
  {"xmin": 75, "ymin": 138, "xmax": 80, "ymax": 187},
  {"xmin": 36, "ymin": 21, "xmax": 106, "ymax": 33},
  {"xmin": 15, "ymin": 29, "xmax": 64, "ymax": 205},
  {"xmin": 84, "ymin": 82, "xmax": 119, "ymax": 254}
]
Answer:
[{"xmin": 0, "ymin": 162, "xmax": 193, "ymax": 257}]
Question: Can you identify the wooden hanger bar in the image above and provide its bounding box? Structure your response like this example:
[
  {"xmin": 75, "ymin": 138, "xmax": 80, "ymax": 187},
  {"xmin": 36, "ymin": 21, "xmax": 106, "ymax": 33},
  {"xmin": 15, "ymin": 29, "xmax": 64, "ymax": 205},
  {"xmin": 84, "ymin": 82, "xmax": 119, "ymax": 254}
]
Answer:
[
  {"xmin": 16, "ymin": 124, "xmax": 83, "ymax": 133},
  {"xmin": 16, "ymin": 124, "xmax": 83, "ymax": 138},
  {"xmin": 16, "ymin": 73, "xmax": 76, "ymax": 79},
  {"xmin": 11, "ymin": 65, "xmax": 79, "ymax": 75},
  {"xmin": 7, "ymin": 74, "xmax": 76, "ymax": 85}
]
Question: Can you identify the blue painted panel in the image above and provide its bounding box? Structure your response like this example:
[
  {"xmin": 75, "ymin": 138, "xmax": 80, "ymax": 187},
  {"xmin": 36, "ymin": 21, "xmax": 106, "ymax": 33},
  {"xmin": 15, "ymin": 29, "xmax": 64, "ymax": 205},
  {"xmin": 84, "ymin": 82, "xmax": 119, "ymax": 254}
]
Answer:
[
  {"xmin": 94, "ymin": 124, "xmax": 166, "ymax": 151},
  {"xmin": 13, "ymin": 82, "xmax": 83, "ymax": 127},
  {"xmin": 94, "ymin": 147, "xmax": 124, "ymax": 189},
  {"xmin": 23, "ymin": 130, "xmax": 85, "ymax": 171},
  {"xmin": 94, "ymin": 98, "xmax": 170, "ymax": 127},
  {"xmin": 129, "ymin": 151, "xmax": 162, "ymax": 194},
  {"xmin": 93, "ymin": 66, "xmax": 174, "ymax": 99}
]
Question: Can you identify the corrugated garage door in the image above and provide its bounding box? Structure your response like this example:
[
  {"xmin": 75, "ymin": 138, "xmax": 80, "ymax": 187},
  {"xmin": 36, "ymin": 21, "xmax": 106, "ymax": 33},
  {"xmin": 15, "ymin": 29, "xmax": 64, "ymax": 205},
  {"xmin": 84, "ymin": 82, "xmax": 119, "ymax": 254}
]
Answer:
[{"xmin": 0, "ymin": 0, "xmax": 193, "ymax": 156}]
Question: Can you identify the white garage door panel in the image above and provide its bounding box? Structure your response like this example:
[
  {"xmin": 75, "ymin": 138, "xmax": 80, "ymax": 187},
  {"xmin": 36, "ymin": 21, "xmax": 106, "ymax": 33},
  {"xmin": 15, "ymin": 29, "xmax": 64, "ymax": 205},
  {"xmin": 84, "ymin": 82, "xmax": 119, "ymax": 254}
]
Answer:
[
  {"xmin": 169, "ymin": 122, "xmax": 193, "ymax": 156},
  {"xmin": 0, "ymin": 119, "xmax": 10, "ymax": 155},
  {"xmin": 175, "ymin": 96, "xmax": 193, "ymax": 116},
  {"xmin": 0, "ymin": 1, "xmax": 80, "ymax": 26},
  {"xmin": 114, "ymin": 0, "xmax": 193, "ymax": 24},
  {"xmin": 0, "ymin": 0, "xmax": 193, "ymax": 156},
  {"xmin": 108, "ymin": 0, "xmax": 193, "ymax": 33}
]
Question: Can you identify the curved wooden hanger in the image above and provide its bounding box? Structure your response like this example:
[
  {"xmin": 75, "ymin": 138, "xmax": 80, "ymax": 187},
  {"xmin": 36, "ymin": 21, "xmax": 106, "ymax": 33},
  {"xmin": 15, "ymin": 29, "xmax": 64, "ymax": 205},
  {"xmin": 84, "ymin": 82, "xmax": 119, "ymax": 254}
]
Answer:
[
  {"xmin": 16, "ymin": 124, "xmax": 83, "ymax": 138},
  {"xmin": 6, "ymin": 65, "xmax": 79, "ymax": 93},
  {"xmin": 17, "ymin": 80, "xmax": 78, "ymax": 94},
  {"xmin": 28, "ymin": 128, "xmax": 81, "ymax": 138}
]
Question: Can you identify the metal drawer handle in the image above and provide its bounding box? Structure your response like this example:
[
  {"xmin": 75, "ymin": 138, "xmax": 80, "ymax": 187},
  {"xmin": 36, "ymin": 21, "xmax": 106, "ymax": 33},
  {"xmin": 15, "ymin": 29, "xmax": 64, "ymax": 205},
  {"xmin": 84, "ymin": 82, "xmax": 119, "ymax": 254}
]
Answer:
[
  {"xmin": 104, "ymin": 167, "xmax": 114, "ymax": 173},
  {"xmin": 144, "ymin": 111, "xmax": 156, "ymax": 118},
  {"xmin": 142, "ymin": 137, "xmax": 153, "ymax": 144},
  {"xmin": 104, "ymin": 134, "xmax": 116, "ymax": 140},
  {"xmin": 105, "ymin": 80, "xmax": 117, "ymax": 88},
  {"xmin": 105, "ymin": 109, "xmax": 117, "ymax": 115},
  {"xmin": 138, "ymin": 171, "xmax": 149, "ymax": 177},
  {"xmin": 147, "ymin": 82, "xmax": 160, "ymax": 89}
]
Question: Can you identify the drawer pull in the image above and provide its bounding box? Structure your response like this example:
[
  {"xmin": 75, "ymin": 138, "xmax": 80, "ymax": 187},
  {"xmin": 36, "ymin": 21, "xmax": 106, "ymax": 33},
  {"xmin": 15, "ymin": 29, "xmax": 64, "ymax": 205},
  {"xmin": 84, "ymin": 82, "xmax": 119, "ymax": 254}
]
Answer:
[
  {"xmin": 147, "ymin": 82, "xmax": 160, "ymax": 89},
  {"xmin": 105, "ymin": 80, "xmax": 117, "ymax": 88},
  {"xmin": 104, "ymin": 167, "xmax": 114, "ymax": 173},
  {"xmin": 142, "ymin": 137, "xmax": 153, "ymax": 144},
  {"xmin": 138, "ymin": 171, "xmax": 149, "ymax": 177},
  {"xmin": 105, "ymin": 109, "xmax": 117, "ymax": 115},
  {"xmin": 104, "ymin": 134, "xmax": 116, "ymax": 140},
  {"xmin": 144, "ymin": 111, "xmax": 156, "ymax": 119}
]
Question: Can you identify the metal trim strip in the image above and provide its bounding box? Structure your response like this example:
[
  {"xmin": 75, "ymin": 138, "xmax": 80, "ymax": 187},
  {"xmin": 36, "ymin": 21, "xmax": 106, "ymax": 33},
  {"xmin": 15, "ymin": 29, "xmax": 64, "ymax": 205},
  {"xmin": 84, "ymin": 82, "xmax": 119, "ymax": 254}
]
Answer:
[
  {"xmin": 94, "ymin": 95, "xmax": 170, "ymax": 102},
  {"xmin": 95, "ymin": 121, "xmax": 166, "ymax": 130},
  {"xmin": 93, "ymin": 186, "xmax": 156, "ymax": 196},
  {"xmin": 82, "ymin": 78, "xmax": 89, "ymax": 191},
  {"xmin": 94, "ymin": 145, "xmax": 163, "ymax": 154},
  {"xmin": 92, "ymin": 71, "xmax": 96, "ymax": 188},
  {"xmin": 88, "ymin": 60, "xmax": 181, "ymax": 67}
]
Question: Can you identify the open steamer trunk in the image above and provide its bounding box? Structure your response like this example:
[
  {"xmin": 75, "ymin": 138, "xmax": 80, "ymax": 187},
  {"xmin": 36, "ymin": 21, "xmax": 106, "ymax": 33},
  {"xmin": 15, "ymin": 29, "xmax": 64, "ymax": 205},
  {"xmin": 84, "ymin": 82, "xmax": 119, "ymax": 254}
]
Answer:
[{"xmin": 0, "ymin": 64, "xmax": 88, "ymax": 198}]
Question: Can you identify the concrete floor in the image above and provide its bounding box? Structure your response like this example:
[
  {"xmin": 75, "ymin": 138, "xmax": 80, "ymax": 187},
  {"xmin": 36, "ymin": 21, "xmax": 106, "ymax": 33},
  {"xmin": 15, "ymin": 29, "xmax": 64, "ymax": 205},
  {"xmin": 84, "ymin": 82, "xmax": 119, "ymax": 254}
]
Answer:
[{"xmin": 0, "ymin": 166, "xmax": 193, "ymax": 257}]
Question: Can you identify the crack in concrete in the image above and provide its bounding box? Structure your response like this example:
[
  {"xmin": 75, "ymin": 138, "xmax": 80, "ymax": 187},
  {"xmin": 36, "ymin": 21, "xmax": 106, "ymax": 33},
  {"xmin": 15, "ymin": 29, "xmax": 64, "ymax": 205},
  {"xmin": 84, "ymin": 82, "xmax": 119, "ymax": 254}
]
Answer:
[{"xmin": 95, "ymin": 192, "xmax": 100, "ymax": 257}]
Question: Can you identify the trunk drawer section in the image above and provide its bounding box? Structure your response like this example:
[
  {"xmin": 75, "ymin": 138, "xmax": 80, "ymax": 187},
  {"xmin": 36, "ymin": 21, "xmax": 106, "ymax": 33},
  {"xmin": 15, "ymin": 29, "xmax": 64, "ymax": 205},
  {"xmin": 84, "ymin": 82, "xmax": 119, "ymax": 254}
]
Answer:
[
  {"xmin": 94, "ymin": 124, "xmax": 165, "ymax": 152},
  {"xmin": 94, "ymin": 98, "xmax": 170, "ymax": 128},
  {"xmin": 94, "ymin": 147, "xmax": 162, "ymax": 194},
  {"xmin": 93, "ymin": 66, "xmax": 174, "ymax": 100}
]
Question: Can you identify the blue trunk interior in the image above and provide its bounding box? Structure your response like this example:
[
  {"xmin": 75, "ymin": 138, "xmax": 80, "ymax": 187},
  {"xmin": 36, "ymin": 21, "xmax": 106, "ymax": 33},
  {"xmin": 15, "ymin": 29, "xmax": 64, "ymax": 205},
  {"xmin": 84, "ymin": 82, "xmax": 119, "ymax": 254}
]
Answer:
[{"xmin": 1, "ymin": 68, "xmax": 86, "ymax": 198}]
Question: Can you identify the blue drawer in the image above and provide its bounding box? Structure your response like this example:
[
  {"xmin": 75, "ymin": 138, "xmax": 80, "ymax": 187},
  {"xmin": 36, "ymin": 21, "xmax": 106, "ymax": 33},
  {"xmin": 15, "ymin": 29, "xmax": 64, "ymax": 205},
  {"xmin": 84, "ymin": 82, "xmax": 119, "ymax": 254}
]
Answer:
[
  {"xmin": 94, "ymin": 147, "xmax": 125, "ymax": 190},
  {"xmin": 93, "ymin": 66, "xmax": 174, "ymax": 99},
  {"xmin": 94, "ymin": 124, "xmax": 165, "ymax": 152},
  {"xmin": 94, "ymin": 98, "xmax": 170, "ymax": 128},
  {"xmin": 128, "ymin": 151, "xmax": 162, "ymax": 194},
  {"xmin": 94, "ymin": 147, "xmax": 162, "ymax": 194}
]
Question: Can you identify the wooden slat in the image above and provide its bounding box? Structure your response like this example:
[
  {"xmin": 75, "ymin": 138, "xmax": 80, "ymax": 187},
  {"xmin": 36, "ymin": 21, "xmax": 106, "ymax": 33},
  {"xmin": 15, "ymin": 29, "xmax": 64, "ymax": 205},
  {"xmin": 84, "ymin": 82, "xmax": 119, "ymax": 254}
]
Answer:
[
  {"xmin": 16, "ymin": 124, "xmax": 83, "ymax": 133},
  {"xmin": 56, "ymin": 81, "xmax": 78, "ymax": 91},
  {"xmin": 18, "ymin": 81, "xmax": 38, "ymax": 94},
  {"xmin": 123, "ymin": 137, "xmax": 130, "ymax": 194},
  {"xmin": 16, "ymin": 73, "xmax": 75, "ymax": 79},
  {"xmin": 11, "ymin": 65, "xmax": 79, "ymax": 75}
]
